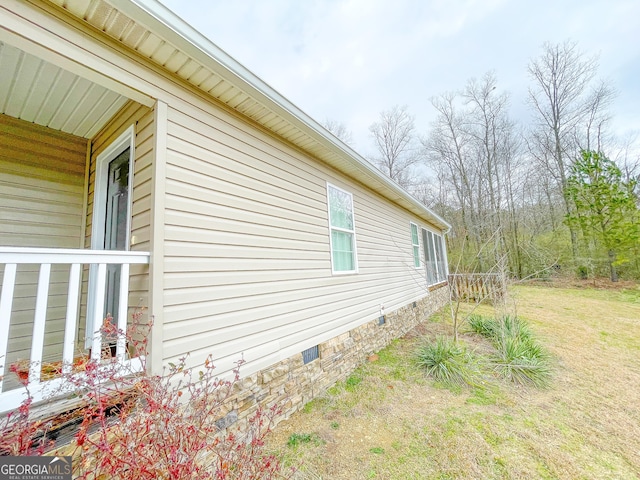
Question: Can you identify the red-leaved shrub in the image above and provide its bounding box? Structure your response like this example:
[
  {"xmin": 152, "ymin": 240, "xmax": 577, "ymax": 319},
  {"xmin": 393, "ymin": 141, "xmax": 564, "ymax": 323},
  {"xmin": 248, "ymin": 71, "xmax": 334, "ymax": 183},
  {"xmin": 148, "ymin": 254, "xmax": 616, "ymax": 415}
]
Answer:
[{"xmin": 0, "ymin": 314, "xmax": 294, "ymax": 479}]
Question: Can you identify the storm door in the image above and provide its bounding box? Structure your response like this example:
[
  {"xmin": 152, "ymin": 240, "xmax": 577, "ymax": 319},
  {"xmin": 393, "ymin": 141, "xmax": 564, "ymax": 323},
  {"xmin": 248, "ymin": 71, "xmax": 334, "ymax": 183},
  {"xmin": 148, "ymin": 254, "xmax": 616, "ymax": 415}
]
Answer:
[
  {"xmin": 87, "ymin": 126, "xmax": 134, "ymax": 347},
  {"xmin": 103, "ymin": 148, "xmax": 130, "ymax": 322}
]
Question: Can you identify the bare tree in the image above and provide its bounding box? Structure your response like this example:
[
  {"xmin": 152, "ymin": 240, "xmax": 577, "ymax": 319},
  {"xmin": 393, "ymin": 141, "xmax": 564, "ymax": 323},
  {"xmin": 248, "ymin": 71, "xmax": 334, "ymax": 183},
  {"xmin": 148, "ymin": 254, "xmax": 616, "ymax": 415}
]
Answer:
[
  {"xmin": 463, "ymin": 73, "xmax": 510, "ymax": 244},
  {"xmin": 578, "ymin": 80, "xmax": 615, "ymax": 152},
  {"xmin": 527, "ymin": 40, "xmax": 615, "ymax": 259},
  {"xmin": 613, "ymin": 131, "xmax": 640, "ymax": 188},
  {"xmin": 322, "ymin": 119, "xmax": 354, "ymax": 146},
  {"xmin": 368, "ymin": 105, "xmax": 419, "ymax": 188},
  {"xmin": 423, "ymin": 91, "xmax": 483, "ymax": 270},
  {"xmin": 423, "ymin": 92, "xmax": 476, "ymax": 237},
  {"xmin": 423, "ymin": 74, "xmax": 523, "ymax": 275}
]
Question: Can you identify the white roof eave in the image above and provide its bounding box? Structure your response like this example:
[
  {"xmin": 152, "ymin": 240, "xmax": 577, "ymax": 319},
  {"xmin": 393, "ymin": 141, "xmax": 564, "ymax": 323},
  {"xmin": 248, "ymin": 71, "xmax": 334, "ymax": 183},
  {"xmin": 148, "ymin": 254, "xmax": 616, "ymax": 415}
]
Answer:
[{"xmin": 110, "ymin": 0, "xmax": 451, "ymax": 232}]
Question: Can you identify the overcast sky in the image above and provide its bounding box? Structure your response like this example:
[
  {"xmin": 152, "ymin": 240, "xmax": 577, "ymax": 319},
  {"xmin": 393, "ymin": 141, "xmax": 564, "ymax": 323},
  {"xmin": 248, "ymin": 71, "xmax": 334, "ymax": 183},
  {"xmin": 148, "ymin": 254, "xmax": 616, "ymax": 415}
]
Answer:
[{"xmin": 161, "ymin": 0, "xmax": 640, "ymax": 159}]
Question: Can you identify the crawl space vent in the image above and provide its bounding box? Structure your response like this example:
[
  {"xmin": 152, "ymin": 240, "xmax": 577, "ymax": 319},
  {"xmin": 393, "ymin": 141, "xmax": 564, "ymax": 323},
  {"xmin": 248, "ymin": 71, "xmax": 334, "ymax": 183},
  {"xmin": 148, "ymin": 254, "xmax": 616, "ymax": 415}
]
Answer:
[{"xmin": 302, "ymin": 345, "xmax": 319, "ymax": 364}]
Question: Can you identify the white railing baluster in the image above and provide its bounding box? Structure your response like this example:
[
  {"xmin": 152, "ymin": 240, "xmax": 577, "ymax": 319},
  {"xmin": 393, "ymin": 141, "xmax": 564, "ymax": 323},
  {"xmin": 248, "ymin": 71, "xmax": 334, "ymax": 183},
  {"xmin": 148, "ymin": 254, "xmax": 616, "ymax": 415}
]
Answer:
[
  {"xmin": 29, "ymin": 263, "xmax": 51, "ymax": 384},
  {"xmin": 0, "ymin": 263, "xmax": 17, "ymax": 392},
  {"xmin": 91, "ymin": 263, "xmax": 107, "ymax": 362},
  {"xmin": 62, "ymin": 263, "xmax": 81, "ymax": 374},
  {"xmin": 116, "ymin": 263, "xmax": 130, "ymax": 362},
  {"xmin": 0, "ymin": 248, "xmax": 149, "ymax": 415}
]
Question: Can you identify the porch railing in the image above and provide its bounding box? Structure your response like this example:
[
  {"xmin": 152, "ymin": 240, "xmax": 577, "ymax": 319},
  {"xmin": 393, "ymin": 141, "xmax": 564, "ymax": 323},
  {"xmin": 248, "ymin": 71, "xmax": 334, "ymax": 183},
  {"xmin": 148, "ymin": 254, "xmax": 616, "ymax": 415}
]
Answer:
[
  {"xmin": 448, "ymin": 273, "xmax": 506, "ymax": 304},
  {"xmin": 0, "ymin": 247, "xmax": 150, "ymax": 414}
]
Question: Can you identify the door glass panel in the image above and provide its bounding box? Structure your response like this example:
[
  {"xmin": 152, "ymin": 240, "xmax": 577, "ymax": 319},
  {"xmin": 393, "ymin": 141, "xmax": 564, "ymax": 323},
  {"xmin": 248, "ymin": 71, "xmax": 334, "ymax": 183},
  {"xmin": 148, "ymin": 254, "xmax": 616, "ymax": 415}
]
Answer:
[
  {"xmin": 104, "ymin": 148, "xmax": 129, "ymax": 322},
  {"xmin": 105, "ymin": 148, "xmax": 130, "ymax": 251}
]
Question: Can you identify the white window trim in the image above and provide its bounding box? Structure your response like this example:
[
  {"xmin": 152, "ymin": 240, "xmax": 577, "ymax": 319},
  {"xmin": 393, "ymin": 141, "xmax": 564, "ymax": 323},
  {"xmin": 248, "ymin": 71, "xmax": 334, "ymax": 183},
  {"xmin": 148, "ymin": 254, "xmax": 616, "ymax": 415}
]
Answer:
[
  {"xmin": 86, "ymin": 126, "xmax": 135, "ymax": 345},
  {"xmin": 410, "ymin": 222, "xmax": 421, "ymax": 269},
  {"xmin": 91, "ymin": 126, "xmax": 135, "ymax": 251},
  {"xmin": 422, "ymin": 227, "xmax": 448, "ymax": 286},
  {"xmin": 326, "ymin": 182, "xmax": 358, "ymax": 275}
]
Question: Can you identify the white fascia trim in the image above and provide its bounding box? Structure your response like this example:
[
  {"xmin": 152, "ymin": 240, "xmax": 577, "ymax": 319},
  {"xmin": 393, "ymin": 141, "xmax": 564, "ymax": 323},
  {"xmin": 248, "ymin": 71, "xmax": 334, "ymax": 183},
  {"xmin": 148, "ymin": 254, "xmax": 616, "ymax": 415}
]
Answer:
[{"xmin": 112, "ymin": 0, "xmax": 451, "ymax": 232}]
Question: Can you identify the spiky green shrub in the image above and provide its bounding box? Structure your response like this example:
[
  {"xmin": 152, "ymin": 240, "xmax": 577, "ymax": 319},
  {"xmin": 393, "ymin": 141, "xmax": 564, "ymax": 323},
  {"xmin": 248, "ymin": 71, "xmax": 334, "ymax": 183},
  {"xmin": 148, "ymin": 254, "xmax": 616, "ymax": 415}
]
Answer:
[
  {"xmin": 415, "ymin": 336, "xmax": 477, "ymax": 387},
  {"xmin": 490, "ymin": 316, "xmax": 551, "ymax": 387},
  {"xmin": 467, "ymin": 314, "xmax": 497, "ymax": 338},
  {"xmin": 498, "ymin": 315, "xmax": 534, "ymax": 341},
  {"xmin": 492, "ymin": 355, "xmax": 551, "ymax": 388}
]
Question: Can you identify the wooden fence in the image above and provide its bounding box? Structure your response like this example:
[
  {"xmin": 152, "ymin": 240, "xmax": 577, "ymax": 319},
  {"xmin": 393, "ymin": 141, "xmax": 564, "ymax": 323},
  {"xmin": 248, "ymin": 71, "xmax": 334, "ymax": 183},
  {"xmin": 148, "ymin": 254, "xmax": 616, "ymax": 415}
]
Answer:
[{"xmin": 448, "ymin": 273, "xmax": 506, "ymax": 304}]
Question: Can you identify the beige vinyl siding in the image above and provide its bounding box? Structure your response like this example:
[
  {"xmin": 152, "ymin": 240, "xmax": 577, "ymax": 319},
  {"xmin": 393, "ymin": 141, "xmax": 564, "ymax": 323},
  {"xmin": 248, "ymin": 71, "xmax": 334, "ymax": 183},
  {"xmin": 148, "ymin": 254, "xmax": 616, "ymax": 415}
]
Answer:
[
  {"xmin": 128, "ymin": 107, "xmax": 154, "ymax": 313},
  {"xmin": 0, "ymin": 114, "xmax": 87, "ymax": 379},
  {"xmin": 79, "ymin": 101, "xmax": 153, "ymax": 342},
  {"xmin": 163, "ymin": 104, "xmax": 433, "ymax": 376},
  {"xmin": 0, "ymin": 114, "xmax": 87, "ymax": 247},
  {"xmin": 2, "ymin": 0, "xmax": 442, "ymax": 381}
]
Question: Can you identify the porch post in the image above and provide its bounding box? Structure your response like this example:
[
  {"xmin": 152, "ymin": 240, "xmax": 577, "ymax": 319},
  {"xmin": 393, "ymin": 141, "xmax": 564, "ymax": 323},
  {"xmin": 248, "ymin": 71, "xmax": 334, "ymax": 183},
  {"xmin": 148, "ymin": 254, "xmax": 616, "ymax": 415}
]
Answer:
[{"xmin": 149, "ymin": 99, "xmax": 168, "ymax": 375}]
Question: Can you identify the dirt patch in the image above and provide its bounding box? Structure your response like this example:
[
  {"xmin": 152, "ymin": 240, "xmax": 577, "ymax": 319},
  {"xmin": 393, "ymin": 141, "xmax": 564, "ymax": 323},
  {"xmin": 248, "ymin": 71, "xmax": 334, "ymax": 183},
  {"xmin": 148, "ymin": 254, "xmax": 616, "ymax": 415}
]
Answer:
[{"xmin": 266, "ymin": 284, "xmax": 640, "ymax": 479}]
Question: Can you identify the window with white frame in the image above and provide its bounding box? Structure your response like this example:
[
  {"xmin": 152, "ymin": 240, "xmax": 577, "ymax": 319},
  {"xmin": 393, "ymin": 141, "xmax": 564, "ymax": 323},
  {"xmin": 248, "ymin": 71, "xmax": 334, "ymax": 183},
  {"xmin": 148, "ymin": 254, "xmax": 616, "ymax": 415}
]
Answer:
[
  {"xmin": 327, "ymin": 183, "xmax": 357, "ymax": 273},
  {"xmin": 410, "ymin": 222, "xmax": 421, "ymax": 268},
  {"xmin": 422, "ymin": 228, "xmax": 448, "ymax": 285}
]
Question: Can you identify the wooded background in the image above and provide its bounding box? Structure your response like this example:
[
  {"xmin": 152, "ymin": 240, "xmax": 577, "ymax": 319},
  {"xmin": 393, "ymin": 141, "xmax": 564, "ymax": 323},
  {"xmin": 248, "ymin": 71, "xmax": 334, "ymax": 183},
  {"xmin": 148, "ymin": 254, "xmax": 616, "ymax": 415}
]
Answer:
[{"xmin": 325, "ymin": 40, "xmax": 640, "ymax": 281}]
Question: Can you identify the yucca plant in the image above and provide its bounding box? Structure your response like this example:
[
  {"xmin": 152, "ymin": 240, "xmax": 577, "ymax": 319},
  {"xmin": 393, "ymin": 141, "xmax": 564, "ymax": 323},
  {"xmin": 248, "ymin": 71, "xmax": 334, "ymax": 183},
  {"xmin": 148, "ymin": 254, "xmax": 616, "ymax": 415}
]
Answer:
[
  {"xmin": 492, "ymin": 356, "xmax": 551, "ymax": 388},
  {"xmin": 498, "ymin": 315, "xmax": 534, "ymax": 342},
  {"xmin": 415, "ymin": 336, "xmax": 478, "ymax": 387},
  {"xmin": 467, "ymin": 314, "xmax": 497, "ymax": 338},
  {"xmin": 490, "ymin": 316, "xmax": 551, "ymax": 388}
]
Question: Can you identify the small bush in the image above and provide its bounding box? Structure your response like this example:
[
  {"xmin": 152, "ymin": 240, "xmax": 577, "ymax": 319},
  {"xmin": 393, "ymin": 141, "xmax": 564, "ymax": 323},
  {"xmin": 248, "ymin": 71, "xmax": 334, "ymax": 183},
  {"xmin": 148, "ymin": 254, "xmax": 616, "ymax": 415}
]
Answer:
[
  {"xmin": 415, "ymin": 336, "xmax": 477, "ymax": 387},
  {"xmin": 462, "ymin": 313, "xmax": 552, "ymax": 388},
  {"xmin": 0, "ymin": 394, "xmax": 51, "ymax": 456},
  {"xmin": 492, "ymin": 355, "xmax": 552, "ymax": 388},
  {"xmin": 0, "ymin": 316, "xmax": 294, "ymax": 479},
  {"xmin": 489, "ymin": 316, "xmax": 551, "ymax": 388},
  {"xmin": 577, "ymin": 265, "xmax": 589, "ymax": 279},
  {"xmin": 498, "ymin": 315, "xmax": 534, "ymax": 342},
  {"xmin": 467, "ymin": 314, "xmax": 497, "ymax": 338},
  {"xmin": 497, "ymin": 334, "xmax": 545, "ymax": 361}
]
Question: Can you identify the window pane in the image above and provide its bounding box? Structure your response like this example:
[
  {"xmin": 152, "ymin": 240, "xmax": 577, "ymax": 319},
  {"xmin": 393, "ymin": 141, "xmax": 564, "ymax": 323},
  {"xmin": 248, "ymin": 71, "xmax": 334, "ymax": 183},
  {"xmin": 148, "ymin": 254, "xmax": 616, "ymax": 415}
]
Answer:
[
  {"xmin": 422, "ymin": 229, "xmax": 436, "ymax": 284},
  {"xmin": 410, "ymin": 223, "xmax": 420, "ymax": 267},
  {"xmin": 427, "ymin": 262, "xmax": 437, "ymax": 284},
  {"xmin": 411, "ymin": 223, "xmax": 419, "ymax": 244},
  {"xmin": 413, "ymin": 245, "xmax": 421, "ymax": 267},
  {"xmin": 329, "ymin": 186, "xmax": 354, "ymax": 230},
  {"xmin": 438, "ymin": 260, "xmax": 447, "ymax": 282},
  {"xmin": 434, "ymin": 233, "xmax": 443, "ymax": 259},
  {"xmin": 426, "ymin": 231, "xmax": 435, "ymax": 260},
  {"xmin": 434, "ymin": 234, "xmax": 446, "ymax": 282},
  {"xmin": 332, "ymin": 230, "xmax": 355, "ymax": 271}
]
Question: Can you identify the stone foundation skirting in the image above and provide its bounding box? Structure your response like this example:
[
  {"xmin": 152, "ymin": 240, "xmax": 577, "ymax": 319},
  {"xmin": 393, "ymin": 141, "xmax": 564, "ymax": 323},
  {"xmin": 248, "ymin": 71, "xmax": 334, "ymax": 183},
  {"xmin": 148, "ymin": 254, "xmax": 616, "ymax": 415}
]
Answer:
[{"xmin": 223, "ymin": 284, "xmax": 450, "ymax": 429}]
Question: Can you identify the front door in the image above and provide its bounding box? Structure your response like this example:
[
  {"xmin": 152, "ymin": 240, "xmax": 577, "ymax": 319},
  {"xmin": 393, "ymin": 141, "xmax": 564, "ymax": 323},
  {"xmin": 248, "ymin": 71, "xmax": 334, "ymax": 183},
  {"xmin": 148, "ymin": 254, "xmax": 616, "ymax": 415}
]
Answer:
[
  {"xmin": 87, "ymin": 127, "xmax": 134, "ymax": 347},
  {"xmin": 103, "ymin": 148, "xmax": 130, "ymax": 321}
]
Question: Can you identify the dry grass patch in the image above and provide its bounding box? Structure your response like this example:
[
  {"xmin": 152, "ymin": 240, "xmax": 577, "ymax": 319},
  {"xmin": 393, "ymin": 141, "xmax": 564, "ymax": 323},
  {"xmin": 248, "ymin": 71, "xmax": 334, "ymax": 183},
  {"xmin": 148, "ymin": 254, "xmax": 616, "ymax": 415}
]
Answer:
[{"xmin": 266, "ymin": 283, "xmax": 640, "ymax": 479}]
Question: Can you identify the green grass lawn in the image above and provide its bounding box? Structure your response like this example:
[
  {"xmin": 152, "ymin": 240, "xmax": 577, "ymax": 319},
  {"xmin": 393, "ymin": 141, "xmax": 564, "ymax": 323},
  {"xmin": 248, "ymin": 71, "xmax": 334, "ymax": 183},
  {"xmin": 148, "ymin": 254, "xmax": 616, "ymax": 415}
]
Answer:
[{"xmin": 266, "ymin": 283, "xmax": 640, "ymax": 479}]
